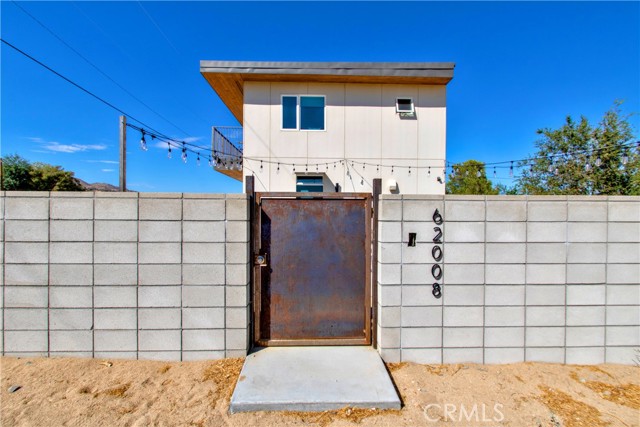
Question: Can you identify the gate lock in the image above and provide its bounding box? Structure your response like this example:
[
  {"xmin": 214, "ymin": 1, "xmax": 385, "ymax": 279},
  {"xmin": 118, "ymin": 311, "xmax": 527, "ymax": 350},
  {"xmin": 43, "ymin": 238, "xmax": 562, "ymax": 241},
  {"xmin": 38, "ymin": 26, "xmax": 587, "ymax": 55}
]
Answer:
[{"xmin": 254, "ymin": 253, "xmax": 268, "ymax": 267}]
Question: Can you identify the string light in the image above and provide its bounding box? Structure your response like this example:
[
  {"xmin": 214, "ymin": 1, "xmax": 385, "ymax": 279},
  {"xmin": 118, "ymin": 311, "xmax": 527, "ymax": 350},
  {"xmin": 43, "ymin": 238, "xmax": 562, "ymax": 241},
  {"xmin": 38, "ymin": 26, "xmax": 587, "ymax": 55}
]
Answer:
[
  {"xmin": 128, "ymin": 123, "xmax": 637, "ymax": 183},
  {"xmin": 181, "ymin": 143, "xmax": 187, "ymax": 163},
  {"xmin": 139, "ymin": 130, "xmax": 148, "ymax": 151},
  {"xmin": 277, "ymin": 163, "xmax": 280, "ymax": 172}
]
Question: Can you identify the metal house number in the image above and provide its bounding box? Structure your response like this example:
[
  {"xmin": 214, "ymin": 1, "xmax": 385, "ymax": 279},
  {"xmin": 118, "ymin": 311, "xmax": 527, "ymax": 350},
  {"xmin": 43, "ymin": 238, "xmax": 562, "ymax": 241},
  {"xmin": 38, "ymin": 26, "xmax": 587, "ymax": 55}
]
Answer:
[{"xmin": 431, "ymin": 209, "xmax": 444, "ymax": 298}]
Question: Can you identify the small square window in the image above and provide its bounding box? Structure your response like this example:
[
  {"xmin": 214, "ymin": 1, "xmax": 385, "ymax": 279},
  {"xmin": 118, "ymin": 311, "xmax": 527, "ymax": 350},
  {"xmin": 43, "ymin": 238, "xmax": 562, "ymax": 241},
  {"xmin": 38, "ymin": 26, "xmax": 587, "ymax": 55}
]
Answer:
[{"xmin": 396, "ymin": 98, "xmax": 414, "ymax": 114}]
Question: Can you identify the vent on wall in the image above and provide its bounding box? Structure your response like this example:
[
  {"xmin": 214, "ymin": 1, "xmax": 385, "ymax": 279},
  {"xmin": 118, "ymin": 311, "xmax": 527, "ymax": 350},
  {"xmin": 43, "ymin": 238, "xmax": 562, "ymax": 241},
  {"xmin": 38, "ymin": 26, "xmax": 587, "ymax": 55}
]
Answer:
[{"xmin": 396, "ymin": 98, "xmax": 414, "ymax": 114}]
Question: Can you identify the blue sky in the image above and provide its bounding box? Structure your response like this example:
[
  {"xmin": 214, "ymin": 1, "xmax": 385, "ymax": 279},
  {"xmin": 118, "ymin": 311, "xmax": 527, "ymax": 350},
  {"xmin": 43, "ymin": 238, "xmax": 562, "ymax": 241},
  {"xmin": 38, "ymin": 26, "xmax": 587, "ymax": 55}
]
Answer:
[{"xmin": 2, "ymin": 1, "xmax": 638, "ymax": 193}]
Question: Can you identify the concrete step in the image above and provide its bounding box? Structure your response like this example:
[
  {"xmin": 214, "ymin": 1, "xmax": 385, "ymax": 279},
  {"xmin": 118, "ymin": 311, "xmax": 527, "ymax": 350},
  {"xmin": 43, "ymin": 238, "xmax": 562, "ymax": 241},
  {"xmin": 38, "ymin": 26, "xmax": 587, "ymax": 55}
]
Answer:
[{"xmin": 229, "ymin": 346, "xmax": 401, "ymax": 413}]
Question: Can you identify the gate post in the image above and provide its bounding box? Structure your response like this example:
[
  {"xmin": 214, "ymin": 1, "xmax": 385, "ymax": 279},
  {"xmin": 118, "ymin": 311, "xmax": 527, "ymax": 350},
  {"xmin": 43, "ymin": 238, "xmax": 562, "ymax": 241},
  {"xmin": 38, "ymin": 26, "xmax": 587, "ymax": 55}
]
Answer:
[
  {"xmin": 245, "ymin": 176, "xmax": 256, "ymax": 348},
  {"xmin": 371, "ymin": 178, "xmax": 382, "ymax": 348}
]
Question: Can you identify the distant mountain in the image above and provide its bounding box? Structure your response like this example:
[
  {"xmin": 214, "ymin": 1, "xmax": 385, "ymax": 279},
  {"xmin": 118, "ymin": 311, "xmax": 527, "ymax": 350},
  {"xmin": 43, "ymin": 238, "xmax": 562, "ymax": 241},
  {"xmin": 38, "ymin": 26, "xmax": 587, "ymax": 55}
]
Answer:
[{"xmin": 76, "ymin": 178, "xmax": 122, "ymax": 192}]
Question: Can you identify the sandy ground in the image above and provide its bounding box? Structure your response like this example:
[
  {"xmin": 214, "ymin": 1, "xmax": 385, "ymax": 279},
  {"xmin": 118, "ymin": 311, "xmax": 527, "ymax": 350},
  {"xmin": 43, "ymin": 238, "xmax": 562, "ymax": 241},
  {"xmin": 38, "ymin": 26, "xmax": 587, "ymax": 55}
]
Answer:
[{"xmin": 1, "ymin": 356, "xmax": 638, "ymax": 427}]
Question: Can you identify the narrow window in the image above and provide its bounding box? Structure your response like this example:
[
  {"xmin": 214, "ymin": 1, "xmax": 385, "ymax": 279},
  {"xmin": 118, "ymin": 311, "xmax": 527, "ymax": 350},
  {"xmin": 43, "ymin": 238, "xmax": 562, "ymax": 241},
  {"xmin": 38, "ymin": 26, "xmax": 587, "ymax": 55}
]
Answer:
[
  {"xmin": 300, "ymin": 96, "xmax": 325, "ymax": 130},
  {"xmin": 296, "ymin": 176, "xmax": 323, "ymax": 192},
  {"xmin": 282, "ymin": 96, "xmax": 298, "ymax": 129},
  {"xmin": 396, "ymin": 98, "xmax": 414, "ymax": 114}
]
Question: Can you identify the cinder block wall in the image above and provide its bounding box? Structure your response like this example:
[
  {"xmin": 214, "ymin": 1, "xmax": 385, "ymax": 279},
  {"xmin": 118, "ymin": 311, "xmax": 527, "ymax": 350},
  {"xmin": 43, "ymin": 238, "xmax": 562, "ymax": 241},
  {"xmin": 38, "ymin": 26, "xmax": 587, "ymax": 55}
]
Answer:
[
  {"xmin": 377, "ymin": 195, "xmax": 640, "ymax": 365},
  {"xmin": 1, "ymin": 191, "xmax": 249, "ymax": 361}
]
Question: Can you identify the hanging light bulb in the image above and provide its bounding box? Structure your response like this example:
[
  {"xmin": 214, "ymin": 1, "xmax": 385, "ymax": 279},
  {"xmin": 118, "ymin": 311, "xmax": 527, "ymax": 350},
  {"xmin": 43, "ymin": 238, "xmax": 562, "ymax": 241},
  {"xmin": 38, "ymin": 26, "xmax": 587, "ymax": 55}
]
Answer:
[
  {"xmin": 428, "ymin": 166, "xmax": 431, "ymax": 176},
  {"xmin": 595, "ymin": 154, "xmax": 602, "ymax": 167},
  {"xmin": 260, "ymin": 160, "xmax": 263, "ymax": 171},
  {"xmin": 622, "ymin": 150, "xmax": 629, "ymax": 165},
  {"xmin": 208, "ymin": 157, "xmax": 213, "ymax": 167},
  {"xmin": 408, "ymin": 166, "xmax": 412, "ymax": 175},
  {"xmin": 547, "ymin": 158, "xmax": 554, "ymax": 173},
  {"xmin": 360, "ymin": 178, "xmax": 364, "ymax": 185},
  {"xmin": 196, "ymin": 154, "xmax": 201, "ymax": 166},
  {"xmin": 585, "ymin": 161, "xmax": 591, "ymax": 172},
  {"xmin": 293, "ymin": 165, "xmax": 296, "ymax": 172},
  {"xmin": 529, "ymin": 163, "xmax": 533, "ymax": 173},
  {"xmin": 391, "ymin": 166, "xmax": 394, "ymax": 174},
  {"xmin": 509, "ymin": 161, "xmax": 514, "ymax": 178},
  {"xmin": 377, "ymin": 165, "xmax": 380, "ymax": 172},
  {"xmin": 554, "ymin": 167, "xmax": 559, "ymax": 176},
  {"xmin": 167, "ymin": 142, "xmax": 172, "ymax": 159},
  {"xmin": 181, "ymin": 144, "xmax": 187, "ymax": 163},
  {"xmin": 493, "ymin": 167, "xmax": 497, "ymax": 178},
  {"xmin": 140, "ymin": 131, "xmax": 148, "ymax": 151},
  {"xmin": 277, "ymin": 163, "xmax": 280, "ymax": 172}
]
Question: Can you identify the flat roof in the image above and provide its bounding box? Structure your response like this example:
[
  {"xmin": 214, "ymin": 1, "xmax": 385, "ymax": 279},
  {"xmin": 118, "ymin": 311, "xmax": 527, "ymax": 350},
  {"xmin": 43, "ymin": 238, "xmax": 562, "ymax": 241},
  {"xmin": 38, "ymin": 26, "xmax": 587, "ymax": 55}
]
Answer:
[{"xmin": 200, "ymin": 61, "xmax": 455, "ymax": 124}]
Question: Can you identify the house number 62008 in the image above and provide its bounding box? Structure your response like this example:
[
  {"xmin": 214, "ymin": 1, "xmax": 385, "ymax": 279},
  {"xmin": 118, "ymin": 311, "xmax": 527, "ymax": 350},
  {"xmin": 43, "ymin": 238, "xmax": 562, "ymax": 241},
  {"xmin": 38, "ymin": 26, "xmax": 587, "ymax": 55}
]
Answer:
[{"xmin": 431, "ymin": 209, "xmax": 443, "ymax": 298}]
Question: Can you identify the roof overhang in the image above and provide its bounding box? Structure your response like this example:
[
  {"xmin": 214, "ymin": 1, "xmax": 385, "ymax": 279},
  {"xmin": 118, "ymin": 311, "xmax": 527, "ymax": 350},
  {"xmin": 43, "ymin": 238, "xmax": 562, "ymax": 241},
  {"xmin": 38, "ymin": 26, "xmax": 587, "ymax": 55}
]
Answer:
[{"xmin": 200, "ymin": 61, "xmax": 455, "ymax": 125}]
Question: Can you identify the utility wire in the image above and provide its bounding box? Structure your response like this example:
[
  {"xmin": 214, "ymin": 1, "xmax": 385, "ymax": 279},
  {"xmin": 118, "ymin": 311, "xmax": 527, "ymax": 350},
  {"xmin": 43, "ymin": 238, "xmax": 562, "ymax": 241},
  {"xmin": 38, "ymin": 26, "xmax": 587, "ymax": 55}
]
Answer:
[
  {"xmin": 10, "ymin": 0, "xmax": 192, "ymax": 138},
  {"xmin": 136, "ymin": 1, "xmax": 180, "ymax": 55},
  {"xmin": 0, "ymin": 37, "xmax": 174, "ymax": 140}
]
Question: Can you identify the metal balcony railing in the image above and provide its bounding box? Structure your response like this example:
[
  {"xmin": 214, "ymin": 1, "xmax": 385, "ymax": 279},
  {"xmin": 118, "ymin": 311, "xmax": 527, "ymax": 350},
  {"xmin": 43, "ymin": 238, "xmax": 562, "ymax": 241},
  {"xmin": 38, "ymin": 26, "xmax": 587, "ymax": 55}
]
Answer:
[{"xmin": 212, "ymin": 126, "xmax": 243, "ymax": 181}]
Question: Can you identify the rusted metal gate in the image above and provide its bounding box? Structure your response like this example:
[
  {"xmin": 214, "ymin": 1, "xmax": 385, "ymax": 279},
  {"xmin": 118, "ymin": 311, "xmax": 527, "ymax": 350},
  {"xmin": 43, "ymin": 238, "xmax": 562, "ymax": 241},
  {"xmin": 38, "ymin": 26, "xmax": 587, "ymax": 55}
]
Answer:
[{"xmin": 252, "ymin": 192, "xmax": 373, "ymax": 346}]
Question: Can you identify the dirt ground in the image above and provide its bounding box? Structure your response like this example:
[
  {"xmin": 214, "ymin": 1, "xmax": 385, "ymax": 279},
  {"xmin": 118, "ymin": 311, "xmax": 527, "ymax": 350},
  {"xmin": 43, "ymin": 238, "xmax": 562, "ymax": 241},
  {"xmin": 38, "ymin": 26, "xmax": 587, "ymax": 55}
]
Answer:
[{"xmin": 1, "ymin": 356, "xmax": 638, "ymax": 427}]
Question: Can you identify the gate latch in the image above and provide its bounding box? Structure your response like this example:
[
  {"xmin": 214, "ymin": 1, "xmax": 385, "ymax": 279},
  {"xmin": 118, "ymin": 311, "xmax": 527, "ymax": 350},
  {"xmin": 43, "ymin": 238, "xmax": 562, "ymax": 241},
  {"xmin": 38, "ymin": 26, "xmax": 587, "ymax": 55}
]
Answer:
[{"xmin": 254, "ymin": 253, "xmax": 268, "ymax": 267}]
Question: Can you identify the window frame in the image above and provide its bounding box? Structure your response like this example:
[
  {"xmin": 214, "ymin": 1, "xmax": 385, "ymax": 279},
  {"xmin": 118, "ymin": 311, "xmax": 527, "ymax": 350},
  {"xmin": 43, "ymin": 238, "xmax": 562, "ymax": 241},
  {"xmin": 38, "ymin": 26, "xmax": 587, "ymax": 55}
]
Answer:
[
  {"xmin": 281, "ymin": 94, "xmax": 326, "ymax": 132},
  {"xmin": 395, "ymin": 97, "xmax": 415, "ymax": 114},
  {"xmin": 296, "ymin": 175, "xmax": 324, "ymax": 192}
]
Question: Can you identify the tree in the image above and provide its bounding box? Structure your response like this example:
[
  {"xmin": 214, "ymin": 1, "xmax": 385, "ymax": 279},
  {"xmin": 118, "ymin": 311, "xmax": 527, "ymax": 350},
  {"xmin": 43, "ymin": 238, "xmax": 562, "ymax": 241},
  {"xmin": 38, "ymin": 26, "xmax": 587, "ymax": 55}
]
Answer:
[
  {"xmin": 446, "ymin": 160, "xmax": 500, "ymax": 195},
  {"xmin": 1, "ymin": 154, "xmax": 85, "ymax": 191},
  {"xmin": 515, "ymin": 102, "xmax": 639, "ymax": 195},
  {"xmin": 1, "ymin": 154, "xmax": 33, "ymax": 190},
  {"xmin": 30, "ymin": 162, "xmax": 85, "ymax": 191}
]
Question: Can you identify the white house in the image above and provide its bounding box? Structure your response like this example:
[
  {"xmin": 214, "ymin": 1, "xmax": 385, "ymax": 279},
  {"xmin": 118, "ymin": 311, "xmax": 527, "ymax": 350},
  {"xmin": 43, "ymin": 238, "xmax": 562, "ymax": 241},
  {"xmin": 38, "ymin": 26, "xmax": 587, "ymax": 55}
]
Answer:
[{"xmin": 200, "ymin": 61, "xmax": 455, "ymax": 194}]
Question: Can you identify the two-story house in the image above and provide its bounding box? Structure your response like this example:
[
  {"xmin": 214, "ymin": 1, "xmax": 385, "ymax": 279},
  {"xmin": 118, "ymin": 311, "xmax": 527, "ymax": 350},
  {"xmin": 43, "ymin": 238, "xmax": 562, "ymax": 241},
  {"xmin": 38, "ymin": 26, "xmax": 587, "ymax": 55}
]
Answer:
[{"xmin": 200, "ymin": 61, "xmax": 455, "ymax": 194}]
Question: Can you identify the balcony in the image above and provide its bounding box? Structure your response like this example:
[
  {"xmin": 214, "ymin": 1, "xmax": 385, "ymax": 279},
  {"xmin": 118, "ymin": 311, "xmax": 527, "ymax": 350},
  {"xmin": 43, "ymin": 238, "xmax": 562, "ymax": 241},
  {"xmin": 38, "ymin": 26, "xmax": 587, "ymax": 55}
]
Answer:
[{"xmin": 212, "ymin": 126, "xmax": 243, "ymax": 181}]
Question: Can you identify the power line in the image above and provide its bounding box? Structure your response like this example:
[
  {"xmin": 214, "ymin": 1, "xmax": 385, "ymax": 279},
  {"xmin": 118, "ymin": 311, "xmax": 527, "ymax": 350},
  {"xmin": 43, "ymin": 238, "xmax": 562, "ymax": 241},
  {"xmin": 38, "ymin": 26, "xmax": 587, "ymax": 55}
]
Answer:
[
  {"xmin": 0, "ymin": 37, "xmax": 176, "ymax": 140},
  {"xmin": 136, "ymin": 1, "xmax": 180, "ymax": 55},
  {"xmin": 10, "ymin": 0, "xmax": 192, "ymax": 138}
]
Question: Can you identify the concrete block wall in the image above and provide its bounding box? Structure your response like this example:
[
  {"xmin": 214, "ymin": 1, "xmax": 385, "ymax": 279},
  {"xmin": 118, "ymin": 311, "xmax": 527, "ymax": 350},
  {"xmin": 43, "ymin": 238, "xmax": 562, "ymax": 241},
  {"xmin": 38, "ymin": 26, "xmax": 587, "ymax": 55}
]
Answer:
[
  {"xmin": 377, "ymin": 195, "xmax": 640, "ymax": 365},
  {"xmin": 1, "ymin": 191, "xmax": 249, "ymax": 361}
]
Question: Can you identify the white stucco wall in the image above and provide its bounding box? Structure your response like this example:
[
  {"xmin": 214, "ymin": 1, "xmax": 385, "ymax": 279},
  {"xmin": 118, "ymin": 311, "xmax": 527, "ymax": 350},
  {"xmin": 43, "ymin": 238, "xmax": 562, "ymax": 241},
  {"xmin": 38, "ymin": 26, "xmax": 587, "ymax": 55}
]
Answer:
[{"xmin": 242, "ymin": 82, "xmax": 447, "ymax": 194}]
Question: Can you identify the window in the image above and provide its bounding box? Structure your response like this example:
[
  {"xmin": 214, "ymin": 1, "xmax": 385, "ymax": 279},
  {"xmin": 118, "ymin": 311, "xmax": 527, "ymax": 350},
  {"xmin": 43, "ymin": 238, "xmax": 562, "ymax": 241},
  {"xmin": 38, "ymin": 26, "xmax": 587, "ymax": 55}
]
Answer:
[
  {"xmin": 296, "ymin": 176, "xmax": 323, "ymax": 192},
  {"xmin": 281, "ymin": 95, "xmax": 325, "ymax": 130},
  {"xmin": 396, "ymin": 98, "xmax": 414, "ymax": 114}
]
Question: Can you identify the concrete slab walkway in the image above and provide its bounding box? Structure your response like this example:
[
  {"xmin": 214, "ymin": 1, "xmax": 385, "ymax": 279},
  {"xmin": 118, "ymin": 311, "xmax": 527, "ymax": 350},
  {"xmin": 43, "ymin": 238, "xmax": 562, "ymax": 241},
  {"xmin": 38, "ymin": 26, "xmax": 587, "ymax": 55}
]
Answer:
[{"xmin": 229, "ymin": 346, "xmax": 401, "ymax": 413}]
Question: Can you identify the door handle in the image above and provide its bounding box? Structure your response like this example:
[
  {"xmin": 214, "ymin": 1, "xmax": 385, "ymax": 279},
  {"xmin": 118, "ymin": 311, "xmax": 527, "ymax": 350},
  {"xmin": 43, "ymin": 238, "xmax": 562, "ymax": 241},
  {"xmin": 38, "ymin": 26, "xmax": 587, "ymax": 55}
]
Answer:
[{"xmin": 254, "ymin": 253, "xmax": 268, "ymax": 267}]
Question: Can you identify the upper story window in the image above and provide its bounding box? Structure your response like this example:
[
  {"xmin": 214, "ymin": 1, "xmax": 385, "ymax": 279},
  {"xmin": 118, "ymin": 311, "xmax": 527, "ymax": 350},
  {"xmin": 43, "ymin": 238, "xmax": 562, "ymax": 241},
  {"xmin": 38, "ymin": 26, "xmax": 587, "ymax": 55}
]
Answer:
[{"xmin": 282, "ymin": 95, "xmax": 325, "ymax": 131}]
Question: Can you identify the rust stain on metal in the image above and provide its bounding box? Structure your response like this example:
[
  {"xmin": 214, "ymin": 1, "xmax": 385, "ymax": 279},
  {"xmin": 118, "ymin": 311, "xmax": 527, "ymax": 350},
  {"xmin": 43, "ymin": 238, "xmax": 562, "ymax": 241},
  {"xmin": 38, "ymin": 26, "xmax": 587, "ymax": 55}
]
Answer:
[{"xmin": 256, "ymin": 195, "xmax": 371, "ymax": 345}]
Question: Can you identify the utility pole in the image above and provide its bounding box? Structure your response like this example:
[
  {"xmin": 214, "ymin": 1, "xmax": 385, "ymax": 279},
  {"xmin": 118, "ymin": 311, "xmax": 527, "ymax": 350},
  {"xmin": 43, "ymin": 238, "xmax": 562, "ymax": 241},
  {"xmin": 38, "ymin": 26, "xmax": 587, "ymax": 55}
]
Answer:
[{"xmin": 119, "ymin": 115, "xmax": 127, "ymax": 192}]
